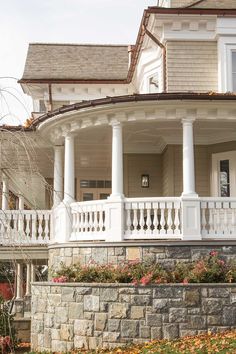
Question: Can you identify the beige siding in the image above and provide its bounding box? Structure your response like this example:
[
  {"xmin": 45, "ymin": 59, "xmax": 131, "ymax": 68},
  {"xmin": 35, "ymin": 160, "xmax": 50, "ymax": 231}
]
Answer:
[
  {"xmin": 124, "ymin": 154, "xmax": 162, "ymax": 197},
  {"xmin": 170, "ymin": 0, "xmax": 236, "ymax": 8},
  {"xmin": 166, "ymin": 41, "xmax": 218, "ymax": 93}
]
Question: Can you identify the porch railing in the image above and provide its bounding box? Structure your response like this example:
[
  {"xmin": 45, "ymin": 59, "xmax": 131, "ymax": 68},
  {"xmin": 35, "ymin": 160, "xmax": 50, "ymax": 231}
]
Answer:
[
  {"xmin": 200, "ymin": 198, "xmax": 236, "ymax": 239},
  {"xmin": 70, "ymin": 200, "xmax": 107, "ymax": 241},
  {"xmin": 124, "ymin": 198, "xmax": 182, "ymax": 239},
  {"xmin": 0, "ymin": 210, "xmax": 51, "ymax": 245}
]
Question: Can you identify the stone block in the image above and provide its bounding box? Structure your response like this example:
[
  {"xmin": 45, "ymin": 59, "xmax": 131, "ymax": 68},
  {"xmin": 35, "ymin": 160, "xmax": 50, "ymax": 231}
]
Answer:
[
  {"xmin": 109, "ymin": 303, "xmax": 128, "ymax": 319},
  {"xmin": 207, "ymin": 315, "xmax": 222, "ymax": 326},
  {"xmin": 121, "ymin": 320, "xmax": 139, "ymax": 338},
  {"xmin": 103, "ymin": 331, "xmax": 120, "ymax": 341},
  {"xmin": 153, "ymin": 299, "xmax": 168, "ymax": 311},
  {"xmin": 202, "ymin": 299, "xmax": 222, "ymax": 315},
  {"xmin": 61, "ymin": 287, "xmax": 75, "ymax": 302},
  {"xmin": 91, "ymin": 248, "xmax": 108, "ymax": 264},
  {"xmin": 100, "ymin": 288, "xmax": 118, "ymax": 302},
  {"xmin": 167, "ymin": 247, "xmax": 191, "ymax": 259},
  {"xmin": 223, "ymin": 307, "xmax": 236, "ymax": 326},
  {"xmin": 208, "ymin": 288, "xmax": 230, "ymax": 298},
  {"xmin": 163, "ymin": 324, "xmax": 179, "ymax": 340},
  {"xmin": 130, "ymin": 306, "xmax": 145, "ymax": 319},
  {"xmin": 115, "ymin": 247, "xmax": 125, "ymax": 256},
  {"xmin": 119, "ymin": 294, "xmax": 130, "ymax": 303},
  {"xmin": 169, "ymin": 308, "xmax": 187, "ymax": 323},
  {"xmin": 89, "ymin": 337, "xmax": 102, "ymax": 349},
  {"xmin": 95, "ymin": 313, "xmax": 107, "ymax": 331},
  {"xmin": 44, "ymin": 313, "xmax": 54, "ymax": 328},
  {"xmin": 51, "ymin": 340, "xmax": 67, "ymax": 352},
  {"xmin": 151, "ymin": 327, "xmax": 162, "ymax": 340},
  {"xmin": 84, "ymin": 312, "xmax": 94, "ymax": 320},
  {"xmin": 140, "ymin": 326, "xmax": 150, "ymax": 338},
  {"xmin": 84, "ymin": 295, "xmax": 99, "ymax": 311},
  {"xmin": 180, "ymin": 329, "xmax": 197, "ymax": 337},
  {"xmin": 131, "ymin": 295, "xmax": 152, "ymax": 306},
  {"xmin": 74, "ymin": 319, "xmax": 93, "ymax": 336},
  {"xmin": 76, "ymin": 287, "xmax": 92, "ymax": 295},
  {"xmin": 108, "ymin": 319, "xmax": 120, "ymax": 332},
  {"xmin": 126, "ymin": 247, "xmax": 141, "ymax": 261},
  {"xmin": 51, "ymin": 329, "xmax": 60, "ymax": 340},
  {"xmin": 146, "ymin": 314, "xmax": 162, "ymax": 326},
  {"xmin": 60, "ymin": 324, "xmax": 74, "ymax": 341},
  {"xmin": 48, "ymin": 294, "xmax": 61, "ymax": 306},
  {"xmin": 69, "ymin": 303, "xmax": 83, "ymax": 319},
  {"xmin": 55, "ymin": 307, "xmax": 68, "ymax": 324},
  {"xmin": 187, "ymin": 315, "xmax": 207, "ymax": 329},
  {"xmin": 74, "ymin": 335, "xmax": 88, "ymax": 349},
  {"xmin": 184, "ymin": 289, "xmax": 200, "ymax": 307}
]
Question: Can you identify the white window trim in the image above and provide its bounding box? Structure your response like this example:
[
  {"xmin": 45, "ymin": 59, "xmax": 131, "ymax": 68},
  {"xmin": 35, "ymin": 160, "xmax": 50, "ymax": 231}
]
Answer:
[
  {"xmin": 211, "ymin": 151, "xmax": 236, "ymax": 197},
  {"xmin": 218, "ymin": 37, "xmax": 236, "ymax": 92}
]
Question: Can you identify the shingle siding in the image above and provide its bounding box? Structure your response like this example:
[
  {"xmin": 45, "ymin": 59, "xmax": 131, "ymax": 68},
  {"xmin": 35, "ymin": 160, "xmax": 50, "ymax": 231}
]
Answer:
[
  {"xmin": 170, "ymin": 0, "xmax": 236, "ymax": 8},
  {"xmin": 166, "ymin": 41, "xmax": 218, "ymax": 93}
]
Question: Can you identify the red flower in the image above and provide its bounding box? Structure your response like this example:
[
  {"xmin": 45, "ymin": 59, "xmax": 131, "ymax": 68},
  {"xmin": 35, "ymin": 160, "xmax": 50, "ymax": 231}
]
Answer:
[
  {"xmin": 183, "ymin": 278, "xmax": 189, "ymax": 284},
  {"xmin": 209, "ymin": 250, "xmax": 218, "ymax": 257}
]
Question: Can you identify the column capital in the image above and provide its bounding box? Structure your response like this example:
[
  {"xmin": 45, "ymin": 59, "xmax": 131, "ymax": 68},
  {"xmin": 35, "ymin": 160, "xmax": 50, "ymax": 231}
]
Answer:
[
  {"xmin": 181, "ymin": 117, "xmax": 195, "ymax": 125},
  {"xmin": 110, "ymin": 120, "xmax": 122, "ymax": 128}
]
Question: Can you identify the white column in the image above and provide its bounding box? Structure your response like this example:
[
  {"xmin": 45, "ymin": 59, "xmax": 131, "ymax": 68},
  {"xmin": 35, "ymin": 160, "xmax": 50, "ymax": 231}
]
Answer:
[
  {"xmin": 182, "ymin": 118, "xmax": 197, "ymax": 196},
  {"xmin": 53, "ymin": 146, "xmax": 63, "ymax": 207},
  {"xmin": 25, "ymin": 263, "xmax": 31, "ymax": 296},
  {"xmin": 63, "ymin": 135, "xmax": 75, "ymax": 204},
  {"xmin": 2, "ymin": 173, "xmax": 9, "ymax": 210},
  {"xmin": 31, "ymin": 264, "xmax": 36, "ymax": 283},
  {"xmin": 18, "ymin": 195, "xmax": 24, "ymax": 210},
  {"xmin": 111, "ymin": 122, "xmax": 123, "ymax": 198},
  {"xmin": 16, "ymin": 263, "xmax": 23, "ymax": 299}
]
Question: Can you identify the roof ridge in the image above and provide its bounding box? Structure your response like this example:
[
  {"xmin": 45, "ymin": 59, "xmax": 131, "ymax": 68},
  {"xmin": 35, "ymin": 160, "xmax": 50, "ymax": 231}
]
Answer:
[{"xmin": 29, "ymin": 42, "xmax": 130, "ymax": 47}]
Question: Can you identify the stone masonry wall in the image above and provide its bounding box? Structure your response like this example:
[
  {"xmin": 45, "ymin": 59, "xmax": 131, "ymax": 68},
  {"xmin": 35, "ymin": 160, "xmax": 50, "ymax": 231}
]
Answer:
[
  {"xmin": 48, "ymin": 243, "xmax": 236, "ymax": 272},
  {"xmin": 31, "ymin": 283, "xmax": 236, "ymax": 352}
]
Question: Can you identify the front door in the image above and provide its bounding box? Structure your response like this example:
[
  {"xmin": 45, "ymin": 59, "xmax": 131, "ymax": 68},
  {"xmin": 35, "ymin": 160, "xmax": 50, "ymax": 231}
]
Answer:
[{"xmin": 211, "ymin": 151, "xmax": 236, "ymax": 197}]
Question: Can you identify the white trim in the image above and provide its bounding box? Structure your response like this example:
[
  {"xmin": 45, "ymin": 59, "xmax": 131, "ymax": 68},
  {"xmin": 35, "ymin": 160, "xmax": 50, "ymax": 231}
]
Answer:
[{"xmin": 211, "ymin": 151, "xmax": 236, "ymax": 197}]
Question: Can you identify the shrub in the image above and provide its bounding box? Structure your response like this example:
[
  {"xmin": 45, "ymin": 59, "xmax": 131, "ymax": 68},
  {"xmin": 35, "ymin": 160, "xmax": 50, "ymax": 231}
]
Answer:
[
  {"xmin": 51, "ymin": 251, "xmax": 236, "ymax": 285},
  {"xmin": 0, "ymin": 296, "xmax": 17, "ymax": 353}
]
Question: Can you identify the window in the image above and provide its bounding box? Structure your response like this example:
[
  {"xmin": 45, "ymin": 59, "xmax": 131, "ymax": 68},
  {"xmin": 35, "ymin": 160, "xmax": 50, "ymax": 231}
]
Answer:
[
  {"xmin": 149, "ymin": 74, "xmax": 159, "ymax": 93},
  {"xmin": 80, "ymin": 180, "xmax": 111, "ymax": 189},
  {"xmin": 232, "ymin": 52, "xmax": 236, "ymax": 92},
  {"xmin": 219, "ymin": 160, "xmax": 230, "ymax": 197},
  {"xmin": 211, "ymin": 151, "xmax": 236, "ymax": 197}
]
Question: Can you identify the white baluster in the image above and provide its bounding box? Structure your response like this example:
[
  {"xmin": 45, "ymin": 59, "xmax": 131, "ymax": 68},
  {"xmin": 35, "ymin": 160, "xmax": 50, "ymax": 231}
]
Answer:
[
  {"xmin": 25, "ymin": 213, "xmax": 31, "ymax": 240},
  {"xmin": 99, "ymin": 208, "xmax": 104, "ymax": 233},
  {"xmin": 223, "ymin": 202, "xmax": 229, "ymax": 236},
  {"xmin": 125, "ymin": 203, "xmax": 131, "ymax": 233},
  {"xmin": 167, "ymin": 202, "xmax": 173, "ymax": 235},
  {"xmin": 208, "ymin": 202, "xmax": 215, "ymax": 236},
  {"xmin": 84, "ymin": 211, "xmax": 89, "ymax": 233},
  {"xmin": 93, "ymin": 207, "xmax": 98, "ymax": 233},
  {"xmin": 152, "ymin": 202, "xmax": 159, "ymax": 235},
  {"xmin": 160, "ymin": 202, "xmax": 166, "ymax": 235},
  {"xmin": 38, "ymin": 213, "xmax": 43, "ymax": 243},
  {"xmin": 139, "ymin": 203, "xmax": 145, "ymax": 234},
  {"xmin": 201, "ymin": 202, "xmax": 207, "ymax": 236},
  {"xmin": 132, "ymin": 203, "xmax": 138, "ymax": 234},
  {"xmin": 145, "ymin": 202, "xmax": 152, "ymax": 234},
  {"xmin": 231, "ymin": 202, "xmax": 236, "ymax": 236},
  {"xmin": 174, "ymin": 201, "xmax": 181, "ymax": 235},
  {"xmin": 44, "ymin": 212, "xmax": 50, "ymax": 242},
  {"xmin": 31, "ymin": 213, "xmax": 37, "ymax": 243}
]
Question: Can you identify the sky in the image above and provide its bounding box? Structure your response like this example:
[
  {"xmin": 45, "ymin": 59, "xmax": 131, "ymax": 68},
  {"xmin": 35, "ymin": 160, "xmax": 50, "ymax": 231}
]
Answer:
[{"xmin": 0, "ymin": 0, "xmax": 157, "ymax": 125}]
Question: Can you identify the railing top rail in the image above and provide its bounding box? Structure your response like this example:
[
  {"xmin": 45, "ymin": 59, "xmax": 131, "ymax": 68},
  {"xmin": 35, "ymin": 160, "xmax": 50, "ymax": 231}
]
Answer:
[
  {"xmin": 71, "ymin": 200, "xmax": 107, "ymax": 208},
  {"xmin": 124, "ymin": 197, "xmax": 181, "ymax": 203},
  {"xmin": 0, "ymin": 209, "xmax": 51, "ymax": 214},
  {"xmin": 200, "ymin": 197, "xmax": 236, "ymax": 202}
]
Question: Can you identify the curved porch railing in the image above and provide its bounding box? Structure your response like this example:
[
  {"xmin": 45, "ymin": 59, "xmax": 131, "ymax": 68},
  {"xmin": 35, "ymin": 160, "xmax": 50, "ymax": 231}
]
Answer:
[
  {"xmin": 0, "ymin": 210, "xmax": 51, "ymax": 245},
  {"xmin": 70, "ymin": 200, "xmax": 107, "ymax": 241},
  {"xmin": 124, "ymin": 197, "xmax": 182, "ymax": 239},
  {"xmin": 200, "ymin": 198, "xmax": 236, "ymax": 239}
]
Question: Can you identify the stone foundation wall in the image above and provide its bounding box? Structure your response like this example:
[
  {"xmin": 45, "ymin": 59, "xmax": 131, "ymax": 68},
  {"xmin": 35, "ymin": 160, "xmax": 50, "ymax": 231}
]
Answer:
[
  {"xmin": 31, "ymin": 283, "xmax": 236, "ymax": 352},
  {"xmin": 48, "ymin": 242, "xmax": 236, "ymax": 272}
]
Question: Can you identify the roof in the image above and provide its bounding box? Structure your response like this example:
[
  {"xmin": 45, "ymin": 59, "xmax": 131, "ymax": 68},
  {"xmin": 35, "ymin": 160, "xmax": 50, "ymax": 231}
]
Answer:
[
  {"xmin": 30, "ymin": 92, "xmax": 236, "ymax": 128},
  {"xmin": 20, "ymin": 43, "xmax": 129, "ymax": 82}
]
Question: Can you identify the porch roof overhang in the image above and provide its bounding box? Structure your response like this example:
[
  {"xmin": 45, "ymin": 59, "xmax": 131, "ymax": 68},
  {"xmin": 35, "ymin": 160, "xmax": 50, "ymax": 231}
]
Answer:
[{"xmin": 32, "ymin": 91, "xmax": 236, "ymax": 126}]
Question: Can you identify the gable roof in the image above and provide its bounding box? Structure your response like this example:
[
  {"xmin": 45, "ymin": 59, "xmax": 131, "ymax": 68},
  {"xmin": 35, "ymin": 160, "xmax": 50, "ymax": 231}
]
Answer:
[{"xmin": 20, "ymin": 43, "xmax": 129, "ymax": 82}]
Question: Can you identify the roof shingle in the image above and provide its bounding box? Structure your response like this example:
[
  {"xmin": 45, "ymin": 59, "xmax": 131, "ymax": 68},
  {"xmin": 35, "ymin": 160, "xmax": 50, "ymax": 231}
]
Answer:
[{"xmin": 21, "ymin": 43, "xmax": 129, "ymax": 81}]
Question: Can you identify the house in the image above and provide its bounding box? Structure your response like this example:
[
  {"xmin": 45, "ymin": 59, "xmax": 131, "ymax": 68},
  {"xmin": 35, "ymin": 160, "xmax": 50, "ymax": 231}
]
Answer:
[{"xmin": 1, "ymin": 0, "xmax": 236, "ymax": 301}]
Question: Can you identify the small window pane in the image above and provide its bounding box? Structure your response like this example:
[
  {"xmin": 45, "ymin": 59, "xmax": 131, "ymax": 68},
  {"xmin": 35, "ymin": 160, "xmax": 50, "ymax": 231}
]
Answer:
[
  {"xmin": 97, "ymin": 180, "xmax": 105, "ymax": 188},
  {"xmin": 105, "ymin": 180, "xmax": 112, "ymax": 188},
  {"xmin": 83, "ymin": 193, "xmax": 94, "ymax": 201},
  {"xmin": 80, "ymin": 180, "xmax": 89, "ymax": 188},
  {"xmin": 232, "ymin": 52, "xmax": 236, "ymax": 72},
  {"xmin": 220, "ymin": 160, "xmax": 230, "ymax": 197}
]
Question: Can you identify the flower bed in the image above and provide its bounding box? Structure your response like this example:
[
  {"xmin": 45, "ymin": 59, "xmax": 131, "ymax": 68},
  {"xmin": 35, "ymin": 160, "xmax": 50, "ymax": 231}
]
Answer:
[{"xmin": 52, "ymin": 251, "xmax": 236, "ymax": 285}]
